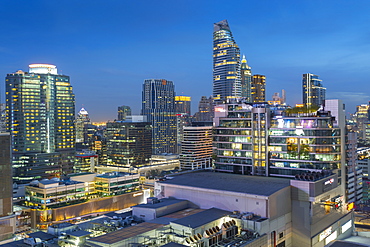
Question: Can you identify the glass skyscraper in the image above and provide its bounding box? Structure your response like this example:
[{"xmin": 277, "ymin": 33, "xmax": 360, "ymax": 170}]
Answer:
[
  {"xmin": 75, "ymin": 107, "xmax": 91, "ymax": 143},
  {"xmin": 213, "ymin": 20, "xmax": 241, "ymax": 103},
  {"xmin": 6, "ymin": 64, "xmax": 75, "ymax": 183},
  {"xmin": 106, "ymin": 120, "xmax": 152, "ymax": 167},
  {"xmin": 141, "ymin": 79, "xmax": 177, "ymax": 154},
  {"xmin": 302, "ymin": 73, "xmax": 326, "ymax": 107}
]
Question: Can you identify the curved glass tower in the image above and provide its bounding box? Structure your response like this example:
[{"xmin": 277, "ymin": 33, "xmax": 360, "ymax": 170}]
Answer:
[{"xmin": 213, "ymin": 20, "xmax": 241, "ymax": 103}]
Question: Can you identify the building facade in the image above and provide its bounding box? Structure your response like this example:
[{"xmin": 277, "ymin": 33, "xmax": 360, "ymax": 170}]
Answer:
[
  {"xmin": 302, "ymin": 73, "xmax": 326, "ymax": 107},
  {"xmin": 175, "ymin": 96, "xmax": 191, "ymax": 115},
  {"xmin": 141, "ymin": 79, "xmax": 177, "ymax": 154},
  {"xmin": 213, "ymin": 20, "xmax": 241, "ymax": 103},
  {"xmin": 240, "ymin": 55, "xmax": 252, "ymax": 102},
  {"xmin": 118, "ymin": 105, "xmax": 132, "ymax": 121},
  {"xmin": 194, "ymin": 96, "xmax": 214, "ymax": 122},
  {"xmin": 0, "ymin": 132, "xmax": 16, "ymax": 241},
  {"xmin": 6, "ymin": 64, "xmax": 75, "ymax": 183},
  {"xmin": 179, "ymin": 124, "xmax": 213, "ymax": 170},
  {"xmin": 105, "ymin": 120, "xmax": 152, "ymax": 167},
  {"xmin": 251, "ymin": 74, "xmax": 266, "ymax": 103},
  {"xmin": 75, "ymin": 107, "xmax": 91, "ymax": 143},
  {"xmin": 213, "ymin": 101, "xmax": 269, "ymax": 176}
]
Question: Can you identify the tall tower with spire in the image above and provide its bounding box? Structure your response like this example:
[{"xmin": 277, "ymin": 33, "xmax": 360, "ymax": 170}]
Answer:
[
  {"xmin": 213, "ymin": 20, "xmax": 241, "ymax": 103},
  {"xmin": 75, "ymin": 107, "xmax": 91, "ymax": 143},
  {"xmin": 241, "ymin": 55, "xmax": 252, "ymax": 101}
]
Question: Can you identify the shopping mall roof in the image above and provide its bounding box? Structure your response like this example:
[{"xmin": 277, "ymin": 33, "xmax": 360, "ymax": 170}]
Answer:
[
  {"xmin": 132, "ymin": 198, "xmax": 186, "ymax": 209},
  {"xmin": 158, "ymin": 171, "xmax": 291, "ymax": 196},
  {"xmin": 87, "ymin": 222, "xmax": 164, "ymax": 244},
  {"xmin": 171, "ymin": 207, "xmax": 231, "ymax": 229}
]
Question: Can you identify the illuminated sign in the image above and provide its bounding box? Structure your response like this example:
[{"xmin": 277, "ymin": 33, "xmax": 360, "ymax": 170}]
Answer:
[
  {"xmin": 215, "ymin": 107, "xmax": 226, "ymax": 112},
  {"xmin": 324, "ymin": 178, "xmax": 334, "ymax": 185},
  {"xmin": 347, "ymin": 202, "xmax": 355, "ymax": 211},
  {"xmin": 319, "ymin": 227, "xmax": 332, "ymax": 242},
  {"xmin": 341, "ymin": 220, "xmax": 352, "ymax": 233}
]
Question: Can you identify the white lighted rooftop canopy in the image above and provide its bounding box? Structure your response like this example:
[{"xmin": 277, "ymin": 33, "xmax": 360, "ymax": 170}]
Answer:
[{"xmin": 29, "ymin": 64, "xmax": 58, "ymax": 75}]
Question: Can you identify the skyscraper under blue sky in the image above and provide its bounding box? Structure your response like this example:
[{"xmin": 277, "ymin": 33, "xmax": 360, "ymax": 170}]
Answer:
[
  {"xmin": 241, "ymin": 55, "xmax": 252, "ymax": 101},
  {"xmin": 6, "ymin": 64, "xmax": 75, "ymax": 182},
  {"xmin": 302, "ymin": 73, "xmax": 326, "ymax": 107},
  {"xmin": 213, "ymin": 20, "xmax": 241, "ymax": 103},
  {"xmin": 141, "ymin": 79, "xmax": 177, "ymax": 154}
]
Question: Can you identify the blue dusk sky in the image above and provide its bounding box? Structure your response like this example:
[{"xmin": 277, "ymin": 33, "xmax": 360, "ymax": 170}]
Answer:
[{"xmin": 1, "ymin": 0, "xmax": 370, "ymax": 122}]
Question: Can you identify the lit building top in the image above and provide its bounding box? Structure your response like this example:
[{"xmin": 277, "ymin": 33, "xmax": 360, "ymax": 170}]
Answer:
[{"xmin": 29, "ymin": 64, "xmax": 58, "ymax": 75}]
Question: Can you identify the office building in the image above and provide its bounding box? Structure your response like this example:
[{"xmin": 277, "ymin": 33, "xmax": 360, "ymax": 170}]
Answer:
[
  {"xmin": 175, "ymin": 96, "xmax": 192, "ymax": 153},
  {"xmin": 251, "ymin": 74, "xmax": 266, "ymax": 102},
  {"xmin": 213, "ymin": 99, "xmax": 346, "ymax": 182},
  {"xmin": 269, "ymin": 111, "xmax": 343, "ymax": 178},
  {"xmin": 6, "ymin": 64, "xmax": 75, "ymax": 183},
  {"xmin": 353, "ymin": 103, "xmax": 370, "ymax": 142},
  {"xmin": 0, "ymin": 132, "xmax": 16, "ymax": 241},
  {"xmin": 213, "ymin": 20, "xmax": 241, "ymax": 103},
  {"xmin": 74, "ymin": 150, "xmax": 98, "ymax": 173},
  {"xmin": 175, "ymin": 95, "xmax": 191, "ymax": 115},
  {"xmin": 179, "ymin": 123, "xmax": 213, "ymax": 170},
  {"xmin": 118, "ymin": 105, "xmax": 131, "ymax": 121},
  {"xmin": 75, "ymin": 107, "xmax": 91, "ymax": 143},
  {"xmin": 194, "ymin": 96, "xmax": 214, "ymax": 122},
  {"xmin": 240, "ymin": 55, "xmax": 252, "ymax": 101},
  {"xmin": 105, "ymin": 120, "xmax": 152, "ymax": 167},
  {"xmin": 141, "ymin": 79, "xmax": 177, "ymax": 154},
  {"xmin": 302, "ymin": 73, "xmax": 326, "ymax": 107},
  {"xmin": 213, "ymin": 101, "xmax": 270, "ymax": 175}
]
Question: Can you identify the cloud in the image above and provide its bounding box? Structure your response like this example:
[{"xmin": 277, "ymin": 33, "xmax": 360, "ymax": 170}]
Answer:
[{"xmin": 327, "ymin": 92, "xmax": 370, "ymax": 110}]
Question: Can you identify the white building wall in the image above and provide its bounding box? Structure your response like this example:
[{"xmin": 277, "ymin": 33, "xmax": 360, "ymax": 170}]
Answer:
[{"xmin": 156, "ymin": 184, "xmax": 269, "ymax": 217}]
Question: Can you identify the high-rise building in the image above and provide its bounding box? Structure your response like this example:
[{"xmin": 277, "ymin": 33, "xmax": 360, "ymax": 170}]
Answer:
[
  {"xmin": 213, "ymin": 99, "xmax": 345, "ymax": 182},
  {"xmin": 213, "ymin": 20, "xmax": 241, "ymax": 103},
  {"xmin": 105, "ymin": 119, "xmax": 152, "ymax": 167},
  {"xmin": 194, "ymin": 96, "xmax": 214, "ymax": 122},
  {"xmin": 175, "ymin": 96, "xmax": 192, "ymax": 153},
  {"xmin": 141, "ymin": 79, "xmax": 177, "ymax": 154},
  {"xmin": 74, "ymin": 150, "xmax": 98, "ymax": 173},
  {"xmin": 179, "ymin": 123, "xmax": 213, "ymax": 170},
  {"xmin": 118, "ymin": 105, "xmax": 132, "ymax": 121},
  {"xmin": 354, "ymin": 103, "xmax": 370, "ymax": 141},
  {"xmin": 269, "ymin": 110, "xmax": 343, "ymax": 178},
  {"xmin": 302, "ymin": 73, "xmax": 326, "ymax": 107},
  {"xmin": 251, "ymin": 74, "xmax": 266, "ymax": 103},
  {"xmin": 0, "ymin": 103, "xmax": 6, "ymax": 132},
  {"xmin": 6, "ymin": 64, "xmax": 75, "ymax": 183},
  {"xmin": 213, "ymin": 101, "xmax": 270, "ymax": 175},
  {"xmin": 0, "ymin": 132, "xmax": 16, "ymax": 241},
  {"xmin": 240, "ymin": 55, "xmax": 252, "ymax": 101},
  {"xmin": 75, "ymin": 107, "xmax": 91, "ymax": 143}
]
